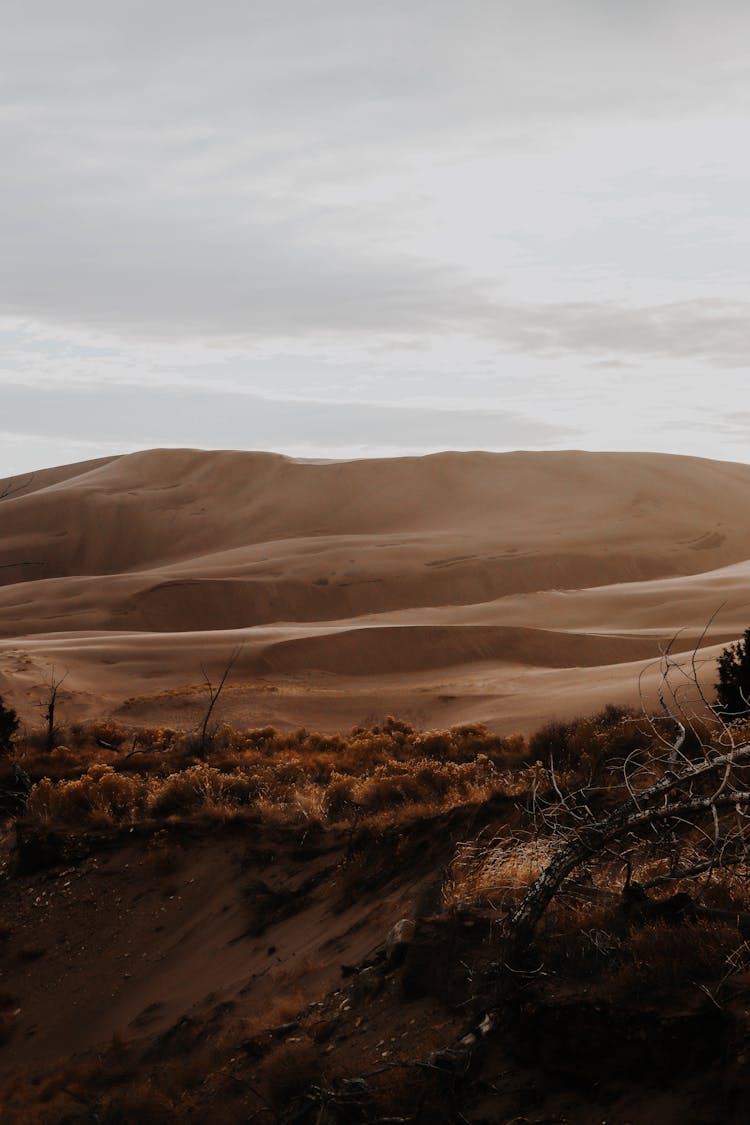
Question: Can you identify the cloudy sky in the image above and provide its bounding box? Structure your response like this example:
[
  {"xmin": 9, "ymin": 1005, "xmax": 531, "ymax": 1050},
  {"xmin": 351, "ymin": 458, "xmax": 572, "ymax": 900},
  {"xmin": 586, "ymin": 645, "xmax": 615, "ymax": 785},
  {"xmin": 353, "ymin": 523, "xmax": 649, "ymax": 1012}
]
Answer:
[{"xmin": 2, "ymin": 1, "xmax": 749, "ymax": 475}]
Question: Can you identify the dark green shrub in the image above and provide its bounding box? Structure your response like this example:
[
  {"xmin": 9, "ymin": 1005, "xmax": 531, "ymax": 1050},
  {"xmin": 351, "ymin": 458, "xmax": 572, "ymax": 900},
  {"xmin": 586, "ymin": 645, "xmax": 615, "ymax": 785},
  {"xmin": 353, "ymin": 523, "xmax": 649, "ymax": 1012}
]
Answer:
[
  {"xmin": 715, "ymin": 628, "xmax": 750, "ymax": 721},
  {"xmin": 0, "ymin": 697, "xmax": 18, "ymax": 757}
]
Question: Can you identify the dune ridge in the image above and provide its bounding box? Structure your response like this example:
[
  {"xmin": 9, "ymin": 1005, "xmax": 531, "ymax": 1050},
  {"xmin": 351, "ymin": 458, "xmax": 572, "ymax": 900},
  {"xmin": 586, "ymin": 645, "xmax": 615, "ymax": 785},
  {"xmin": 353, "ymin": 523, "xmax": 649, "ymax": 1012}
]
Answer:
[{"xmin": 1, "ymin": 447, "xmax": 749, "ymax": 732}]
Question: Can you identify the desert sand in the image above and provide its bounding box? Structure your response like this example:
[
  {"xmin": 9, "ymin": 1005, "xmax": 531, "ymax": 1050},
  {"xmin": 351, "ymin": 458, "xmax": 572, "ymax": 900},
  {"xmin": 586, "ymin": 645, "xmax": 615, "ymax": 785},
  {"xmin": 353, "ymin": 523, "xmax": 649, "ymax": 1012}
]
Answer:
[
  {"xmin": 4, "ymin": 447, "xmax": 750, "ymax": 1123},
  {"xmin": 1, "ymin": 447, "xmax": 749, "ymax": 734}
]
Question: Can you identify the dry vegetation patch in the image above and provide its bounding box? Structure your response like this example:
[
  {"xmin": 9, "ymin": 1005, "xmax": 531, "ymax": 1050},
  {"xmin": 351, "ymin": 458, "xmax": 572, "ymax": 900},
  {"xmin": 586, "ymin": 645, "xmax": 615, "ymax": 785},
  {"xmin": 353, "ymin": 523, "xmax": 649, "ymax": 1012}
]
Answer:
[
  {"xmin": 5, "ymin": 703, "xmax": 750, "ymax": 1120},
  {"xmin": 10, "ymin": 717, "xmax": 533, "ymax": 839}
]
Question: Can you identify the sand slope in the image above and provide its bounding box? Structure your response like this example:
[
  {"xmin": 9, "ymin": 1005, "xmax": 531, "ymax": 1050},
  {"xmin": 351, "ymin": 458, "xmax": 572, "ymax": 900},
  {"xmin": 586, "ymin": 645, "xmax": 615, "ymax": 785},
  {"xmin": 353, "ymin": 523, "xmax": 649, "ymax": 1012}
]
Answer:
[
  {"xmin": 0, "ymin": 820, "xmax": 431, "ymax": 1068},
  {"xmin": 1, "ymin": 448, "xmax": 749, "ymax": 732}
]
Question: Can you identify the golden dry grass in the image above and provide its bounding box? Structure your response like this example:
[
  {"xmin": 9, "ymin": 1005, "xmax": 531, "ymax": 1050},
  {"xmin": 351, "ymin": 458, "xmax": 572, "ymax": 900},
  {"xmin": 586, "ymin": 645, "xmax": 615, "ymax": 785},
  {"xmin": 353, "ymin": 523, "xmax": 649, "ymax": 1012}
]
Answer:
[{"xmin": 14, "ymin": 717, "xmax": 535, "ymax": 834}]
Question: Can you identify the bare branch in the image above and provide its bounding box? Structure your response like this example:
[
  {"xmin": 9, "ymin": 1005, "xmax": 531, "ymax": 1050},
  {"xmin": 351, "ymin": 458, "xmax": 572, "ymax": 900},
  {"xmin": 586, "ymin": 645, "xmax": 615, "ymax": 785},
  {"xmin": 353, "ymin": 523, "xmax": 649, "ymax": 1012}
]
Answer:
[
  {"xmin": 37, "ymin": 667, "xmax": 69, "ymax": 753},
  {"xmin": 497, "ymin": 625, "xmax": 750, "ymax": 971},
  {"xmin": 198, "ymin": 645, "xmax": 243, "ymax": 754}
]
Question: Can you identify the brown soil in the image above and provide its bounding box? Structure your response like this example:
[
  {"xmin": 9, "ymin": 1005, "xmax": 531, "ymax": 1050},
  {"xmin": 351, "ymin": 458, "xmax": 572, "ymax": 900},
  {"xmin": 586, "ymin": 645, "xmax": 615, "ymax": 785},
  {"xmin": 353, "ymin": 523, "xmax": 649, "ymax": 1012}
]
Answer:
[{"xmin": 0, "ymin": 807, "xmax": 749, "ymax": 1123}]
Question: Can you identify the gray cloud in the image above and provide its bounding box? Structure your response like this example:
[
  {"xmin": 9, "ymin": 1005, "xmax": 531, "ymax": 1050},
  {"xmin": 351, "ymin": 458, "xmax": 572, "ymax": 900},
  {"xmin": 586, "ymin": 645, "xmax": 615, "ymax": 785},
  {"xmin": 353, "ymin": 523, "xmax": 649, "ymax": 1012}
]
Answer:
[
  {"xmin": 1, "ymin": 193, "xmax": 493, "ymax": 338},
  {"xmin": 490, "ymin": 300, "xmax": 750, "ymax": 368},
  {"xmin": 1, "ymin": 2, "xmax": 749, "ymax": 473},
  {"xmin": 2, "ymin": 2, "xmax": 749, "ymax": 342},
  {"xmin": 1, "ymin": 384, "xmax": 575, "ymax": 455}
]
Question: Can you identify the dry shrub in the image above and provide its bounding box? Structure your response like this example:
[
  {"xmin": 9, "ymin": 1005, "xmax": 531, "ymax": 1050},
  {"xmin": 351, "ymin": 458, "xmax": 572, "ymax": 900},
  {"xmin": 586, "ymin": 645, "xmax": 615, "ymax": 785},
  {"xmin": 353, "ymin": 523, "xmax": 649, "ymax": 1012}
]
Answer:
[
  {"xmin": 348, "ymin": 757, "xmax": 501, "ymax": 815},
  {"xmin": 25, "ymin": 765, "xmax": 148, "ymax": 826},
  {"xmin": 7, "ymin": 713, "xmax": 584, "ymax": 809},
  {"xmin": 17, "ymin": 710, "xmax": 655, "ymax": 839},
  {"xmin": 20, "ymin": 732, "xmax": 521, "ymax": 835},
  {"xmin": 252, "ymin": 794, "xmax": 300, "ymax": 826},
  {"xmin": 146, "ymin": 764, "xmax": 230, "ymax": 817},
  {"xmin": 79, "ymin": 718, "xmax": 129, "ymax": 748},
  {"xmin": 528, "ymin": 706, "xmax": 646, "ymax": 777},
  {"xmin": 323, "ymin": 773, "xmax": 358, "ymax": 819},
  {"xmin": 354, "ymin": 769, "xmax": 425, "ymax": 811},
  {"xmin": 291, "ymin": 783, "xmax": 327, "ymax": 823},
  {"xmin": 444, "ymin": 836, "xmax": 558, "ymax": 910},
  {"xmin": 47, "ymin": 745, "xmax": 79, "ymax": 765},
  {"xmin": 610, "ymin": 918, "xmax": 745, "ymax": 995},
  {"xmin": 259, "ymin": 1036, "xmax": 324, "ymax": 1108}
]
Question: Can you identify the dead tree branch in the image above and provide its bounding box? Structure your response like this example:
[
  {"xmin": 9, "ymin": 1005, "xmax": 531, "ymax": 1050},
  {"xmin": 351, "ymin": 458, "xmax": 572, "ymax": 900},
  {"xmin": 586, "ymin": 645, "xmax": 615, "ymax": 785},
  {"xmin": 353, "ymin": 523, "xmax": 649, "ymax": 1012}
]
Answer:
[
  {"xmin": 198, "ymin": 645, "xmax": 243, "ymax": 754},
  {"xmin": 499, "ymin": 624, "xmax": 750, "ymax": 970},
  {"xmin": 38, "ymin": 668, "xmax": 68, "ymax": 753}
]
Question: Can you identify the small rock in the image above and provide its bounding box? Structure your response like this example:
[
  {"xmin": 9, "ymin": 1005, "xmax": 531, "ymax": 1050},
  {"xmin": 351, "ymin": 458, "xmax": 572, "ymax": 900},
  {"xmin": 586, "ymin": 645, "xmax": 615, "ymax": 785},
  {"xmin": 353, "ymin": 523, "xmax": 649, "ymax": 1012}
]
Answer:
[
  {"xmin": 385, "ymin": 917, "xmax": 416, "ymax": 967},
  {"xmin": 268, "ymin": 1020, "xmax": 299, "ymax": 1039},
  {"xmin": 478, "ymin": 1011, "xmax": 499, "ymax": 1036}
]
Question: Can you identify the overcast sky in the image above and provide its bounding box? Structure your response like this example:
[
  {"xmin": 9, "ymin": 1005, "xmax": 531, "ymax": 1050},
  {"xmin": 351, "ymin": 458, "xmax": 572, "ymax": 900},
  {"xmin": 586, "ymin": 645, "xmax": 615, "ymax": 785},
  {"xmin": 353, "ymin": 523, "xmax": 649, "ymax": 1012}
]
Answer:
[{"xmin": 2, "ymin": 1, "xmax": 749, "ymax": 475}]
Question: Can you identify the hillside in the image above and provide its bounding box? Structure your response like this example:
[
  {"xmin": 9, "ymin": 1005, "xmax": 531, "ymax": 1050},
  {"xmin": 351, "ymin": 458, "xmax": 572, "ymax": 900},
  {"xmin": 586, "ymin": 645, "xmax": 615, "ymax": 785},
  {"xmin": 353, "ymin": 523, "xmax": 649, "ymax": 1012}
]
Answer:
[
  {"xmin": 1, "ymin": 448, "xmax": 750, "ymax": 731},
  {"xmin": 3, "ymin": 449, "xmax": 750, "ymax": 1121}
]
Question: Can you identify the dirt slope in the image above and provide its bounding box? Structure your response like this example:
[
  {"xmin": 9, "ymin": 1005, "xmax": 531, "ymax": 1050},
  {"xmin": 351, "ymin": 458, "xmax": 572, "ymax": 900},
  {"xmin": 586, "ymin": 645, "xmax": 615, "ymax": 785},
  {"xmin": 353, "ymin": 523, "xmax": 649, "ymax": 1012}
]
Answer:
[
  {"xmin": 1, "ymin": 448, "xmax": 750, "ymax": 732},
  {"xmin": 0, "ymin": 807, "xmax": 464, "ymax": 1070}
]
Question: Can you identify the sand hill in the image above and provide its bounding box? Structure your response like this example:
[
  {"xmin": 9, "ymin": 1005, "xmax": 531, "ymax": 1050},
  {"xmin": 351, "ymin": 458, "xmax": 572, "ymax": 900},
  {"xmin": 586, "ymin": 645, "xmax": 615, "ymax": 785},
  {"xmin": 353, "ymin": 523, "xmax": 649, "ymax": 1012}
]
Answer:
[{"xmin": 1, "ymin": 447, "xmax": 749, "ymax": 733}]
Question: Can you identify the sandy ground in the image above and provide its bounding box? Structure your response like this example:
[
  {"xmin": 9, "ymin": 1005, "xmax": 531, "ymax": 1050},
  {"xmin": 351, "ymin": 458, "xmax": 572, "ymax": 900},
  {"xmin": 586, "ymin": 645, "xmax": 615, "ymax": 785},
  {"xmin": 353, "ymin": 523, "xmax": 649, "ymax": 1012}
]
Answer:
[
  {"xmin": 1, "ymin": 447, "xmax": 749, "ymax": 734},
  {"xmin": 0, "ymin": 822, "xmax": 424, "ymax": 1069}
]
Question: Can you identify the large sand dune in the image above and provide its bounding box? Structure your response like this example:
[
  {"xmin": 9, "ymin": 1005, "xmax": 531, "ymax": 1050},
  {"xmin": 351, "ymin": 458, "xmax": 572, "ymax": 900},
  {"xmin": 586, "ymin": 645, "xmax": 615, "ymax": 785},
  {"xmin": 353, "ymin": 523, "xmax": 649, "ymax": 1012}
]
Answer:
[{"xmin": 1, "ymin": 448, "xmax": 749, "ymax": 733}]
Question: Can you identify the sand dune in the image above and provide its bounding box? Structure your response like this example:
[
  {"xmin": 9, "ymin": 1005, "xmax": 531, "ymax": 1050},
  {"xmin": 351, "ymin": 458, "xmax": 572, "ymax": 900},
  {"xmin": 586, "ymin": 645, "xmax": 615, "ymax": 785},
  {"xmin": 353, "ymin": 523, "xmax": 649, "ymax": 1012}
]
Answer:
[{"xmin": 1, "ymin": 447, "xmax": 749, "ymax": 732}]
